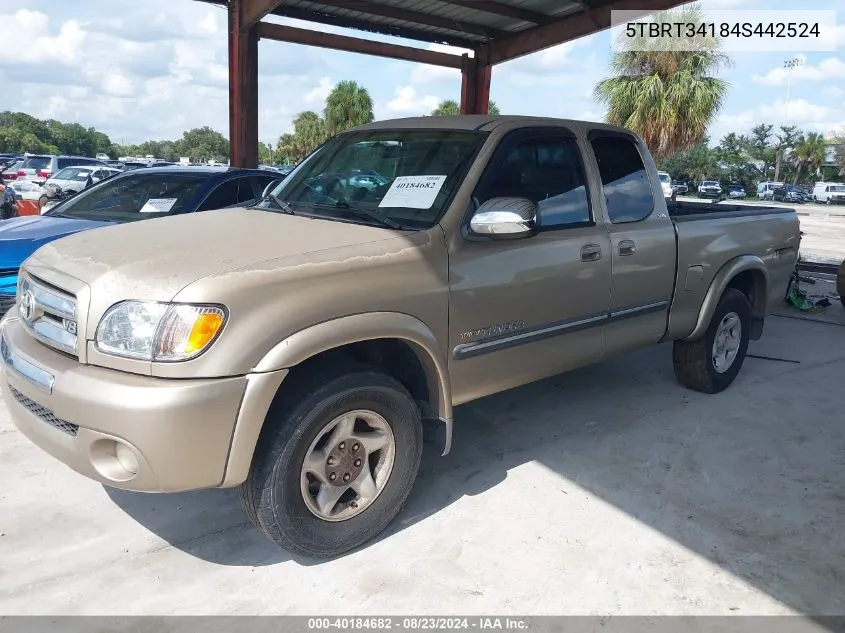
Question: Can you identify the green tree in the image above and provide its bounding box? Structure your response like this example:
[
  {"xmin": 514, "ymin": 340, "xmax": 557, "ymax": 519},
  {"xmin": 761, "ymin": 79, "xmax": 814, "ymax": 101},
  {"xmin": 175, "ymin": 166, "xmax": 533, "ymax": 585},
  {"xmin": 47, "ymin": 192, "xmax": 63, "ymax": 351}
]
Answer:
[
  {"xmin": 277, "ymin": 111, "xmax": 328, "ymax": 164},
  {"xmin": 593, "ymin": 3, "xmax": 731, "ymax": 159},
  {"xmin": 658, "ymin": 138, "xmax": 715, "ymax": 184},
  {"xmin": 323, "ymin": 80, "xmax": 374, "ymax": 137},
  {"xmin": 177, "ymin": 127, "xmax": 229, "ymax": 163},
  {"xmin": 430, "ymin": 99, "xmax": 501, "ymax": 116},
  {"xmin": 791, "ymin": 131, "xmax": 827, "ymax": 184},
  {"xmin": 772, "ymin": 125, "xmax": 801, "ymax": 182},
  {"xmin": 833, "ymin": 133, "xmax": 845, "ymax": 177}
]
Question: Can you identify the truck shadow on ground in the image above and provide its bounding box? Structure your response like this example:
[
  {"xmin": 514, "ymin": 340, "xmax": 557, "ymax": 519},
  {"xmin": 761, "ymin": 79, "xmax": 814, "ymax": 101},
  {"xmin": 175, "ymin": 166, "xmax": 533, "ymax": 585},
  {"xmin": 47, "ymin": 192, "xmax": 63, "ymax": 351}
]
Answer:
[{"xmin": 106, "ymin": 327, "xmax": 845, "ymax": 613}]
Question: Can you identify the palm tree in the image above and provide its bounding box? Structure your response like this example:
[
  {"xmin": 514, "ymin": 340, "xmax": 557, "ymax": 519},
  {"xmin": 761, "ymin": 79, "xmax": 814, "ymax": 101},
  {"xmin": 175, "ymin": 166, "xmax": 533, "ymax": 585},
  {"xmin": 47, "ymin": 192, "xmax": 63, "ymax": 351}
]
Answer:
[
  {"xmin": 323, "ymin": 81, "xmax": 374, "ymax": 136},
  {"xmin": 277, "ymin": 111, "xmax": 327, "ymax": 164},
  {"xmin": 430, "ymin": 99, "xmax": 500, "ymax": 116},
  {"xmin": 593, "ymin": 3, "xmax": 731, "ymax": 159},
  {"xmin": 791, "ymin": 132, "xmax": 828, "ymax": 184}
]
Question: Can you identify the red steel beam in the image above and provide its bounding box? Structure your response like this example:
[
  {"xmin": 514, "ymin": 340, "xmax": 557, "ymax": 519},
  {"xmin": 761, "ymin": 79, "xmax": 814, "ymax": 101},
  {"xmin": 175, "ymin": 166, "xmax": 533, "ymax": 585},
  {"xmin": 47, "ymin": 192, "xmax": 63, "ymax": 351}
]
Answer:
[
  {"xmin": 459, "ymin": 48, "xmax": 491, "ymax": 115},
  {"xmin": 228, "ymin": 0, "xmax": 259, "ymax": 168},
  {"xmin": 317, "ymin": 1, "xmax": 506, "ymax": 39},
  {"xmin": 257, "ymin": 22, "xmax": 465, "ymax": 68},
  {"xmin": 267, "ymin": 4, "xmax": 481, "ymax": 49},
  {"xmin": 241, "ymin": 0, "xmax": 284, "ymax": 30},
  {"xmin": 436, "ymin": 0, "xmax": 553, "ymax": 25},
  {"xmin": 489, "ymin": 0, "xmax": 686, "ymax": 64}
]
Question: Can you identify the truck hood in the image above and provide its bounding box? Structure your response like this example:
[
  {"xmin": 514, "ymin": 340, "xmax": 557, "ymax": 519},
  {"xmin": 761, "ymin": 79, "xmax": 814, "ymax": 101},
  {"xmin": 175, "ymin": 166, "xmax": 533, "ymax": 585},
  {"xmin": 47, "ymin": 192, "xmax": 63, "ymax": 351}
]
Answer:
[
  {"xmin": 0, "ymin": 215, "xmax": 111, "ymax": 269},
  {"xmin": 26, "ymin": 206, "xmax": 405, "ymax": 307}
]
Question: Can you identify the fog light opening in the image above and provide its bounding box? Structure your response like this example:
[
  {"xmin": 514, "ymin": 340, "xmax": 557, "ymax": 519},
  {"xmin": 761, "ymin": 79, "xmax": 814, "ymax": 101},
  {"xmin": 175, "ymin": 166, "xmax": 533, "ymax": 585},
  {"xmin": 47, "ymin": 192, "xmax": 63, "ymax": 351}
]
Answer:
[
  {"xmin": 115, "ymin": 442, "xmax": 139, "ymax": 475},
  {"xmin": 90, "ymin": 439, "xmax": 141, "ymax": 482}
]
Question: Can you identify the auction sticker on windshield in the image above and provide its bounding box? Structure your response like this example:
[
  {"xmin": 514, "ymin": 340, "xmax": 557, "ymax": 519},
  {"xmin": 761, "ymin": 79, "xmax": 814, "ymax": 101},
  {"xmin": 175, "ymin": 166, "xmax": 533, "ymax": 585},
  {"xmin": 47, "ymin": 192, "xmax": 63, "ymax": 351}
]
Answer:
[
  {"xmin": 140, "ymin": 198, "xmax": 178, "ymax": 213},
  {"xmin": 378, "ymin": 175, "xmax": 446, "ymax": 209}
]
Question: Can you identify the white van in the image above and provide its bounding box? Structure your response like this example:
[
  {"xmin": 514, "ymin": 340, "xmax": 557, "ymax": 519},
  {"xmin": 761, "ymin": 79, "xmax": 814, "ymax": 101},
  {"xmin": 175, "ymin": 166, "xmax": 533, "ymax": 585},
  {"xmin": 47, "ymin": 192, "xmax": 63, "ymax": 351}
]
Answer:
[
  {"xmin": 812, "ymin": 182, "xmax": 845, "ymax": 204},
  {"xmin": 757, "ymin": 181, "xmax": 784, "ymax": 201},
  {"xmin": 657, "ymin": 171, "xmax": 673, "ymax": 198}
]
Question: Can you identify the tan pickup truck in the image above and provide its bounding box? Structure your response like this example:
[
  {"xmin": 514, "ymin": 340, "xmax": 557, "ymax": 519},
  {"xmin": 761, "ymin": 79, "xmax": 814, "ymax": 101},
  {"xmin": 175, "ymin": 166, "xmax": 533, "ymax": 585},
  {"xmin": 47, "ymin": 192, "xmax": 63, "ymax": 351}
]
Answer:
[{"xmin": 1, "ymin": 116, "xmax": 800, "ymax": 558}]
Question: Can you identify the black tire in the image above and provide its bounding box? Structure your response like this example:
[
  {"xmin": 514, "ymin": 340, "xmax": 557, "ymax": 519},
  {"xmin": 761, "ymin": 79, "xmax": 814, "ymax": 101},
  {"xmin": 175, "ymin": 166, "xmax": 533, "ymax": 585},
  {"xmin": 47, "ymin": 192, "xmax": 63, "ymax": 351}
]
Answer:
[
  {"xmin": 672, "ymin": 288, "xmax": 752, "ymax": 394},
  {"xmin": 840, "ymin": 296, "xmax": 845, "ymax": 310},
  {"xmin": 240, "ymin": 368, "xmax": 423, "ymax": 558}
]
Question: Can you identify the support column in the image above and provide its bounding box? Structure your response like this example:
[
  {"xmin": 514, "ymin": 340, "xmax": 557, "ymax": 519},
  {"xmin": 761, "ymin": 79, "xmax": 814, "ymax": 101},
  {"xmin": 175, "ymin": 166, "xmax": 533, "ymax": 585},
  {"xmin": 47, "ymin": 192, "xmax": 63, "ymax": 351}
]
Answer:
[
  {"xmin": 459, "ymin": 48, "xmax": 492, "ymax": 115},
  {"xmin": 228, "ymin": 0, "xmax": 259, "ymax": 168}
]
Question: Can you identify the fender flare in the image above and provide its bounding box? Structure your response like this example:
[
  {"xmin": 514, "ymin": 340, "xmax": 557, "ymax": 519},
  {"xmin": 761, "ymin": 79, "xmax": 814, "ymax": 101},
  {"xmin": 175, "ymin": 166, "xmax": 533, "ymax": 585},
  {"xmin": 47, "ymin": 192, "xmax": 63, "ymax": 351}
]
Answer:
[
  {"xmin": 252, "ymin": 313, "xmax": 451, "ymax": 426},
  {"xmin": 222, "ymin": 313, "xmax": 454, "ymax": 487},
  {"xmin": 683, "ymin": 255, "xmax": 769, "ymax": 341}
]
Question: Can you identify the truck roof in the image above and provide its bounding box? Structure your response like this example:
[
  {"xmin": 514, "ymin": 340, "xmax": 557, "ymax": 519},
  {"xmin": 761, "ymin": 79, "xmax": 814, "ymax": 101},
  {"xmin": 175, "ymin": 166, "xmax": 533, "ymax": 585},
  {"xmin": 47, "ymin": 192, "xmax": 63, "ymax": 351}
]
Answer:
[{"xmin": 350, "ymin": 115, "xmax": 634, "ymax": 136}]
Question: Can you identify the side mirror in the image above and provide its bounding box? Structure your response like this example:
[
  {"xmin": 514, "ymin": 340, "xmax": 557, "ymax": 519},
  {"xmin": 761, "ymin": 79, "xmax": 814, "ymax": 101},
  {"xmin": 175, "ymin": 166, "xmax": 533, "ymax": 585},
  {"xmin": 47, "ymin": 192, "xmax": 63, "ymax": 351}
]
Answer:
[
  {"xmin": 262, "ymin": 179, "xmax": 284, "ymax": 200},
  {"xmin": 468, "ymin": 197, "xmax": 536, "ymax": 240}
]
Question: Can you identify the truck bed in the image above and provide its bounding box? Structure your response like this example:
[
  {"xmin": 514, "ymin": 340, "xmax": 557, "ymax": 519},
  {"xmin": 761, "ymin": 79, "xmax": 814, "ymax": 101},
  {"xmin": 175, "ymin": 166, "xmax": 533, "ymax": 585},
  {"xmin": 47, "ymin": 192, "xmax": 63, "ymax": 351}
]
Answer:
[{"xmin": 667, "ymin": 199, "xmax": 795, "ymax": 221}]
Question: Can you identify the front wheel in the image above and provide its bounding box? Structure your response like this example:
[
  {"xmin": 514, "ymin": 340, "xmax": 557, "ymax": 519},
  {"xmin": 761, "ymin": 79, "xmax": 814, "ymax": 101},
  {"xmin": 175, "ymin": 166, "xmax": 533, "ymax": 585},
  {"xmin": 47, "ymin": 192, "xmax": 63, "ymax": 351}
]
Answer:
[
  {"xmin": 672, "ymin": 288, "xmax": 752, "ymax": 394},
  {"xmin": 240, "ymin": 369, "xmax": 423, "ymax": 558}
]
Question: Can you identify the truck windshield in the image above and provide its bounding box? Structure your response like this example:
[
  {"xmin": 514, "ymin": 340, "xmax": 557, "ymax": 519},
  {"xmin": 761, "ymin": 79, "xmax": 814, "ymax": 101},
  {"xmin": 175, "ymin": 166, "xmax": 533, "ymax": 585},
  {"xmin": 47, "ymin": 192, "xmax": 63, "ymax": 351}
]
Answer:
[
  {"xmin": 261, "ymin": 129, "xmax": 485, "ymax": 229},
  {"xmin": 44, "ymin": 172, "xmax": 206, "ymax": 222}
]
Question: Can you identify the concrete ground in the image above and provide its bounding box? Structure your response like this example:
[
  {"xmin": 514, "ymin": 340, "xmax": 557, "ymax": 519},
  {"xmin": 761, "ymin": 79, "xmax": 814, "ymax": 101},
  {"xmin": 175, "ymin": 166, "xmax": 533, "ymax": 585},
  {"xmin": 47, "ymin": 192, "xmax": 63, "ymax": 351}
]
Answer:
[{"xmin": 1, "ymin": 299, "xmax": 844, "ymax": 616}]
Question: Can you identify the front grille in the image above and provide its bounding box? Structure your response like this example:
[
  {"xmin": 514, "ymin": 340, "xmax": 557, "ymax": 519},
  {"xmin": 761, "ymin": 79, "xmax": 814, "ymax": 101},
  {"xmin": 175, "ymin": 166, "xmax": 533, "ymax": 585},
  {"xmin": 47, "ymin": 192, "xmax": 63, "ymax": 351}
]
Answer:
[
  {"xmin": 17, "ymin": 273, "xmax": 78, "ymax": 357},
  {"xmin": 8, "ymin": 384, "xmax": 78, "ymax": 436},
  {"xmin": 0, "ymin": 294, "xmax": 14, "ymax": 316}
]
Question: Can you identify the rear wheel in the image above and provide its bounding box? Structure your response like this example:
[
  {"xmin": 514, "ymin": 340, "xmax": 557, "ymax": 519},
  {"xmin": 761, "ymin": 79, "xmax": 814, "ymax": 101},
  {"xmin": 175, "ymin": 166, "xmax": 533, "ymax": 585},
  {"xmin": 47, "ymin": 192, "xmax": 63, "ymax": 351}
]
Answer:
[
  {"xmin": 239, "ymin": 368, "xmax": 423, "ymax": 558},
  {"xmin": 673, "ymin": 288, "xmax": 752, "ymax": 394}
]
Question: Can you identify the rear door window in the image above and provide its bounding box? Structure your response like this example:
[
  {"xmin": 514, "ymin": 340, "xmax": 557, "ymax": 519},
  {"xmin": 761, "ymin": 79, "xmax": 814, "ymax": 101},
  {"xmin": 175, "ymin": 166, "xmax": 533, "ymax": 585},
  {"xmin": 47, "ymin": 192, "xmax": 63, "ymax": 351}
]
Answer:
[{"xmin": 590, "ymin": 134, "xmax": 655, "ymax": 224}]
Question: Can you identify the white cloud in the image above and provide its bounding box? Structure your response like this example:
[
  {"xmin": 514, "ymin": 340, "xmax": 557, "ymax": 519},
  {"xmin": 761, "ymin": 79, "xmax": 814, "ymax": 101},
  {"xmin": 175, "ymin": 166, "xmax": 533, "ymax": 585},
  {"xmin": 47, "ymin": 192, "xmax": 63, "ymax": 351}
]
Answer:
[
  {"xmin": 197, "ymin": 10, "xmax": 219, "ymax": 35},
  {"xmin": 304, "ymin": 77, "xmax": 333, "ymax": 104},
  {"xmin": 0, "ymin": 10, "xmax": 86, "ymax": 65},
  {"xmin": 752, "ymin": 56, "xmax": 845, "ymax": 86},
  {"xmin": 822, "ymin": 86, "xmax": 845, "ymax": 99},
  {"xmin": 712, "ymin": 98, "xmax": 845, "ymax": 140},
  {"xmin": 383, "ymin": 86, "xmax": 440, "ymax": 116},
  {"xmin": 101, "ymin": 71, "xmax": 135, "ymax": 97},
  {"xmin": 410, "ymin": 43, "xmax": 469, "ymax": 85}
]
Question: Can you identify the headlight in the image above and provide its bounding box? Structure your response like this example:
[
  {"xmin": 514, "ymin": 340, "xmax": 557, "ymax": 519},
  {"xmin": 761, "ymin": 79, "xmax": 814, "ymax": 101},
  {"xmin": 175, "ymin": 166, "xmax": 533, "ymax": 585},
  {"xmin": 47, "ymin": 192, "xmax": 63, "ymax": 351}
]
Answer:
[{"xmin": 95, "ymin": 300, "xmax": 227, "ymax": 362}]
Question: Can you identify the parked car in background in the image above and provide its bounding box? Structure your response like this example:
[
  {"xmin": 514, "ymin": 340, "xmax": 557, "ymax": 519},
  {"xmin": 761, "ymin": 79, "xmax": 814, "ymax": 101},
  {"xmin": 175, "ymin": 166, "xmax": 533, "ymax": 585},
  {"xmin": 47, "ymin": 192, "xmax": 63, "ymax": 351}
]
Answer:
[
  {"xmin": 812, "ymin": 182, "xmax": 845, "ymax": 204},
  {"xmin": 672, "ymin": 180, "xmax": 688, "ymax": 195},
  {"xmin": 95, "ymin": 153, "xmax": 110, "ymax": 161},
  {"xmin": 1, "ymin": 160, "xmax": 22, "ymax": 182},
  {"xmin": 757, "ymin": 181, "xmax": 783, "ymax": 200},
  {"xmin": 0, "ymin": 154, "xmax": 21, "ymax": 171},
  {"xmin": 15, "ymin": 166, "xmax": 123, "ymax": 215},
  {"xmin": 0, "ymin": 166, "xmax": 282, "ymax": 314},
  {"xmin": 657, "ymin": 171, "xmax": 673, "ymax": 198},
  {"xmin": 120, "ymin": 161, "xmax": 151, "ymax": 171},
  {"xmin": 772, "ymin": 184, "xmax": 808, "ymax": 204},
  {"xmin": 15, "ymin": 154, "xmax": 109, "ymax": 184},
  {"xmin": 697, "ymin": 180, "xmax": 722, "ymax": 198},
  {"xmin": 728, "ymin": 184, "xmax": 746, "ymax": 199}
]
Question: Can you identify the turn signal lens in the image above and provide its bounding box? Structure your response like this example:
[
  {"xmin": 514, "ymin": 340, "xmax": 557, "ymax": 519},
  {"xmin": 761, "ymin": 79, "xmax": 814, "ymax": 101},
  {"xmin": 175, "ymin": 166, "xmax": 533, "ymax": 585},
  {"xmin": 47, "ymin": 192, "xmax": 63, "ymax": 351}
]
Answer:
[{"xmin": 154, "ymin": 305, "xmax": 227, "ymax": 361}]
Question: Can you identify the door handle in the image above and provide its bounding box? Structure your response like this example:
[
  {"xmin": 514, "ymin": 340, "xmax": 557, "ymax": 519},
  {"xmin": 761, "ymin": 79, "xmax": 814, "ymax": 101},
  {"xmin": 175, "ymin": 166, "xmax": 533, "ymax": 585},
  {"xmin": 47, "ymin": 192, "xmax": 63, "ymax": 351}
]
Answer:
[
  {"xmin": 580, "ymin": 244, "xmax": 602, "ymax": 262},
  {"xmin": 618, "ymin": 240, "xmax": 636, "ymax": 256}
]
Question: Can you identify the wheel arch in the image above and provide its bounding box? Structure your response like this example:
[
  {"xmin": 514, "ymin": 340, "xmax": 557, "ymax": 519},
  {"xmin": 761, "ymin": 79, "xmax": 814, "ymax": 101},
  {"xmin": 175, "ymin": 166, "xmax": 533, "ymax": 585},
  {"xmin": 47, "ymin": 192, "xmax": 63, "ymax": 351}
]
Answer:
[
  {"xmin": 221, "ymin": 313, "xmax": 452, "ymax": 487},
  {"xmin": 684, "ymin": 255, "xmax": 769, "ymax": 342}
]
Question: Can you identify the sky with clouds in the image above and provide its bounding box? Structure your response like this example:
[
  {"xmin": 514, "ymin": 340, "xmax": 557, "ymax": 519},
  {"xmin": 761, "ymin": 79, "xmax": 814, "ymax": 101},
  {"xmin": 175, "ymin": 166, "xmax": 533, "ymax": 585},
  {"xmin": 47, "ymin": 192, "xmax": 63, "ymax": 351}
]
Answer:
[{"xmin": 0, "ymin": 0, "xmax": 843, "ymax": 148}]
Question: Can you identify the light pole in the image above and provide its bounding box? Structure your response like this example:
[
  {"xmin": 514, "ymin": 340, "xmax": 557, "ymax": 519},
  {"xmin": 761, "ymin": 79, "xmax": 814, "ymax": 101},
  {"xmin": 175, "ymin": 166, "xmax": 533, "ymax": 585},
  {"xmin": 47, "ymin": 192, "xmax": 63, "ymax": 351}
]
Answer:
[
  {"xmin": 783, "ymin": 56, "xmax": 804, "ymax": 125},
  {"xmin": 775, "ymin": 56, "xmax": 804, "ymax": 182}
]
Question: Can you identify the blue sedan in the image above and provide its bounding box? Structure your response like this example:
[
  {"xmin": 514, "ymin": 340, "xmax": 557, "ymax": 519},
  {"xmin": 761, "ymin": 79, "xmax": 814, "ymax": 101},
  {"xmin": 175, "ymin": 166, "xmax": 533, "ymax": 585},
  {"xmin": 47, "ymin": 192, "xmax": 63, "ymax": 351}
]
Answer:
[{"xmin": 0, "ymin": 166, "xmax": 283, "ymax": 314}]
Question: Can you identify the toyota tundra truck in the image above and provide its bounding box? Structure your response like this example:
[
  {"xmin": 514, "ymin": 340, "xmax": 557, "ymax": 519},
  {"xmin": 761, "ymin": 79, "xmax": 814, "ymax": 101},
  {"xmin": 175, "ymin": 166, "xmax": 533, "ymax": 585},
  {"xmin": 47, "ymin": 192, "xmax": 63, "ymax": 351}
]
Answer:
[{"xmin": 0, "ymin": 116, "xmax": 800, "ymax": 558}]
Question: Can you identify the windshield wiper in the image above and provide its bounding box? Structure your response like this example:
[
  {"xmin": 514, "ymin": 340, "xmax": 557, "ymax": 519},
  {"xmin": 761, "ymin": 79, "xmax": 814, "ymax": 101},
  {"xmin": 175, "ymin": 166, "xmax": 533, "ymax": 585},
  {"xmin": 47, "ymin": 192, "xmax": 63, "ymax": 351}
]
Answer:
[
  {"xmin": 330, "ymin": 201, "xmax": 408, "ymax": 230},
  {"xmin": 255, "ymin": 193, "xmax": 295, "ymax": 215}
]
